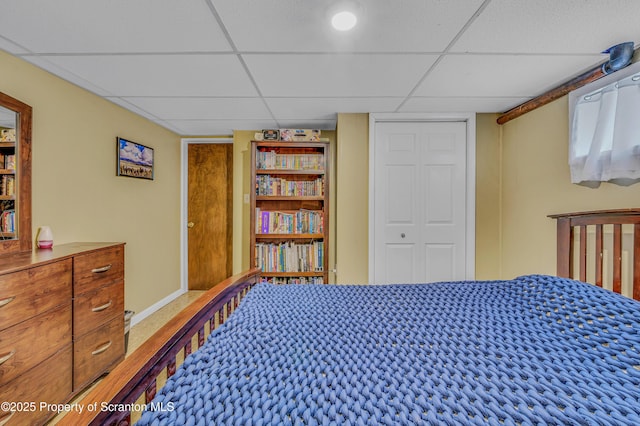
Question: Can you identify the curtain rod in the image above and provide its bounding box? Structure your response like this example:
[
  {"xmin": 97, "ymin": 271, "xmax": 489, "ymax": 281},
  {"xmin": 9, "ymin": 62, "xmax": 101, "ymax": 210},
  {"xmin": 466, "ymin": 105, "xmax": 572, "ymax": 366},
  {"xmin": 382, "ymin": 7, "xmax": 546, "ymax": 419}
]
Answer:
[{"xmin": 496, "ymin": 42, "xmax": 637, "ymax": 125}]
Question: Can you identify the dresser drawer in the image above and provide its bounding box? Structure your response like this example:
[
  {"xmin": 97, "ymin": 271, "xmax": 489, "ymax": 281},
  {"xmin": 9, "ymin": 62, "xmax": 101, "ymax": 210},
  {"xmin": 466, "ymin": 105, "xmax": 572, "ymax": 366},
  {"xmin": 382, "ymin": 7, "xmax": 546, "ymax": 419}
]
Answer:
[
  {"xmin": 0, "ymin": 303, "xmax": 71, "ymax": 386},
  {"xmin": 73, "ymin": 315, "xmax": 124, "ymax": 390},
  {"xmin": 74, "ymin": 280, "xmax": 124, "ymax": 337},
  {"xmin": 0, "ymin": 259, "xmax": 72, "ymax": 332},
  {"xmin": 0, "ymin": 344, "xmax": 72, "ymax": 426},
  {"xmin": 73, "ymin": 245, "xmax": 124, "ymax": 296}
]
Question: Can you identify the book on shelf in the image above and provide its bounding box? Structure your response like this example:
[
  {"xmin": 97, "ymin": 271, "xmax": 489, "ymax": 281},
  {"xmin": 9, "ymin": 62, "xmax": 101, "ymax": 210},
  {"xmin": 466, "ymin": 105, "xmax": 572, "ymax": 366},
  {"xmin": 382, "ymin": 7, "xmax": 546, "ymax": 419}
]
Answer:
[
  {"xmin": 0, "ymin": 175, "xmax": 15, "ymax": 196},
  {"xmin": 255, "ymin": 208, "xmax": 323, "ymax": 234},
  {"xmin": 1, "ymin": 209, "xmax": 15, "ymax": 233},
  {"xmin": 256, "ymin": 175, "xmax": 324, "ymax": 197},
  {"xmin": 261, "ymin": 210, "xmax": 269, "ymax": 234},
  {"xmin": 255, "ymin": 241, "xmax": 324, "ymax": 273},
  {"xmin": 259, "ymin": 276, "xmax": 324, "ymax": 285},
  {"xmin": 256, "ymin": 150, "xmax": 324, "ymax": 171},
  {"xmin": 4, "ymin": 155, "xmax": 15, "ymax": 170}
]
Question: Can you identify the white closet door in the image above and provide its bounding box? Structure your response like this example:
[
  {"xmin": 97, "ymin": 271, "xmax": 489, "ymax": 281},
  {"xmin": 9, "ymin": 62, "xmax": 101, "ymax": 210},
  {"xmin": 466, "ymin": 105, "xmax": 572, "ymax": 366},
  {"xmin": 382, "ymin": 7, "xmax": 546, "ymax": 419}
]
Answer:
[{"xmin": 373, "ymin": 121, "xmax": 467, "ymax": 284}]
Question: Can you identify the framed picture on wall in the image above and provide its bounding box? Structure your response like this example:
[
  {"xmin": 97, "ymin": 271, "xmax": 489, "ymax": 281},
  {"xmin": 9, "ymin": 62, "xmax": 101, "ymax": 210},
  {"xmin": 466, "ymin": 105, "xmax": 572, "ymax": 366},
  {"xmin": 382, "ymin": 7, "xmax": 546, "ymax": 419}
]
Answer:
[{"xmin": 117, "ymin": 137, "xmax": 154, "ymax": 180}]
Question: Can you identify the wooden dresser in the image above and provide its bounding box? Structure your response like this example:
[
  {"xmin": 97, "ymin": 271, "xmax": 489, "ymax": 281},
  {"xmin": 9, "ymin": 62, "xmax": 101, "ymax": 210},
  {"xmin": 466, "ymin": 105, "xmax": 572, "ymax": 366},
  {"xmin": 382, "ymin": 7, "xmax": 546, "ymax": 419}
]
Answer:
[{"xmin": 0, "ymin": 242, "xmax": 125, "ymax": 425}]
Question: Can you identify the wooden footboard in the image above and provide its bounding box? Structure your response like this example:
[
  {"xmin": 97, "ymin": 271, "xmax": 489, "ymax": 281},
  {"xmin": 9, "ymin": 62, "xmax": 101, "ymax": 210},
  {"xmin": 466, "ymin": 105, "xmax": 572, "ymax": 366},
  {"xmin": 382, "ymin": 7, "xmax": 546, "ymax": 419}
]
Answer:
[
  {"xmin": 57, "ymin": 268, "xmax": 261, "ymax": 426},
  {"xmin": 549, "ymin": 209, "xmax": 640, "ymax": 301}
]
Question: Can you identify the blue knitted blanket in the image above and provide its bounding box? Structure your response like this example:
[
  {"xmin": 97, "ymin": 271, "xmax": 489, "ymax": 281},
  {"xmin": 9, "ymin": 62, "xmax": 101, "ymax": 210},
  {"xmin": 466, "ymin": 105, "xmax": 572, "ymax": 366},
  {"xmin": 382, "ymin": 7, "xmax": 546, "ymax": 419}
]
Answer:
[{"xmin": 137, "ymin": 275, "xmax": 640, "ymax": 425}]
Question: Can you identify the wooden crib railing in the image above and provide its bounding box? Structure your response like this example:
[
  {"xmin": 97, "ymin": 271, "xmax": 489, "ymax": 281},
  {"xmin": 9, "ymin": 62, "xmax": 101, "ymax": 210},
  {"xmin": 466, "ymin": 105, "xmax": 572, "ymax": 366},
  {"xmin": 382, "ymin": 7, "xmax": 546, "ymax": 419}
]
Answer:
[
  {"xmin": 57, "ymin": 268, "xmax": 261, "ymax": 426},
  {"xmin": 549, "ymin": 209, "xmax": 640, "ymax": 301}
]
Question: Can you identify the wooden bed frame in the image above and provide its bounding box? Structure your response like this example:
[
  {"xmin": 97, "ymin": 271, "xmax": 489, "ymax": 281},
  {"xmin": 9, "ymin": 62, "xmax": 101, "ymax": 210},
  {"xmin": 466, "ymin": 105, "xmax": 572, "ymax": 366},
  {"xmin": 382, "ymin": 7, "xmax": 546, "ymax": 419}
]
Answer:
[
  {"xmin": 549, "ymin": 208, "xmax": 640, "ymax": 301},
  {"xmin": 57, "ymin": 268, "xmax": 261, "ymax": 426},
  {"xmin": 56, "ymin": 209, "xmax": 640, "ymax": 425}
]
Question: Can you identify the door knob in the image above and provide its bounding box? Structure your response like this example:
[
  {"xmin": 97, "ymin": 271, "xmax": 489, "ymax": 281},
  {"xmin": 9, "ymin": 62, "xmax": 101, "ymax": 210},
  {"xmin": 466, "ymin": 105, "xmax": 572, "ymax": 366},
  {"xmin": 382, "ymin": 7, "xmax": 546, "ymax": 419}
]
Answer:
[{"xmin": 187, "ymin": 222, "xmax": 195, "ymax": 228}]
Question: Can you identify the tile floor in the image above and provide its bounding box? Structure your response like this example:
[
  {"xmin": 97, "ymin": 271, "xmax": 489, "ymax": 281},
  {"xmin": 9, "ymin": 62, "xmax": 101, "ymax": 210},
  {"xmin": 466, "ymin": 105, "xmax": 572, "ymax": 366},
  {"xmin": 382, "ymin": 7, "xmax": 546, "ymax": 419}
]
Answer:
[{"xmin": 49, "ymin": 290, "xmax": 205, "ymax": 424}]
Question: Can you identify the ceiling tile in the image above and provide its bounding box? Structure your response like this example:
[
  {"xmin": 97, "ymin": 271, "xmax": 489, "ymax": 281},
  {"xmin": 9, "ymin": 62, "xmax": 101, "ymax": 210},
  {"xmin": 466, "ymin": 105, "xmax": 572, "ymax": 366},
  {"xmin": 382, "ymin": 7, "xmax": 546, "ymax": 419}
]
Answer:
[
  {"xmin": 0, "ymin": 37, "xmax": 28, "ymax": 54},
  {"xmin": 413, "ymin": 54, "xmax": 603, "ymax": 98},
  {"xmin": 265, "ymin": 97, "xmax": 404, "ymax": 119},
  {"xmin": 400, "ymin": 96, "xmax": 532, "ymax": 114},
  {"xmin": 106, "ymin": 97, "xmax": 164, "ymax": 121},
  {"xmin": 147, "ymin": 119, "xmax": 185, "ymax": 135},
  {"xmin": 0, "ymin": 108, "xmax": 14, "ymax": 127},
  {"xmin": 118, "ymin": 97, "xmax": 273, "ymax": 120},
  {"xmin": 3, "ymin": 1, "xmax": 635, "ymax": 136},
  {"xmin": 215, "ymin": 0, "xmax": 484, "ymax": 52},
  {"xmin": 453, "ymin": 0, "xmax": 640, "ymax": 54},
  {"xmin": 36, "ymin": 54, "xmax": 258, "ymax": 97},
  {"xmin": 245, "ymin": 54, "xmax": 438, "ymax": 97},
  {"xmin": 0, "ymin": 0, "xmax": 231, "ymax": 53},
  {"xmin": 166, "ymin": 119, "xmax": 280, "ymax": 136},
  {"xmin": 21, "ymin": 56, "xmax": 114, "ymax": 96}
]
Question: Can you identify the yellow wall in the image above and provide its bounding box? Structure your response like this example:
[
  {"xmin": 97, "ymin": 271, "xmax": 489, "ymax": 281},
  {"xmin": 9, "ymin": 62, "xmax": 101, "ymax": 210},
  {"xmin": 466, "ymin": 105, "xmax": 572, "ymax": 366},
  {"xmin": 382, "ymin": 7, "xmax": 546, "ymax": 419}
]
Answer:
[
  {"xmin": 332, "ymin": 104, "xmax": 640, "ymax": 283},
  {"xmin": 8, "ymin": 45, "xmax": 637, "ymax": 304},
  {"xmin": 335, "ymin": 113, "xmax": 369, "ymax": 283},
  {"xmin": 499, "ymin": 97, "xmax": 640, "ymax": 279},
  {"xmin": 475, "ymin": 113, "xmax": 501, "ymax": 279},
  {"xmin": 332, "ymin": 113, "xmax": 501, "ymax": 283},
  {"xmin": 232, "ymin": 130, "xmax": 255, "ymax": 274},
  {"xmin": 0, "ymin": 51, "xmax": 181, "ymax": 315}
]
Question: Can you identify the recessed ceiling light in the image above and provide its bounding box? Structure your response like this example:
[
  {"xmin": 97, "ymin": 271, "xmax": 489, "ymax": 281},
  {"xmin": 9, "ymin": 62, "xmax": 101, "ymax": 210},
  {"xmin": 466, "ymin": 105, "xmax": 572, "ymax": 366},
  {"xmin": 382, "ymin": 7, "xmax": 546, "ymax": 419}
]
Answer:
[{"xmin": 331, "ymin": 10, "xmax": 357, "ymax": 31}]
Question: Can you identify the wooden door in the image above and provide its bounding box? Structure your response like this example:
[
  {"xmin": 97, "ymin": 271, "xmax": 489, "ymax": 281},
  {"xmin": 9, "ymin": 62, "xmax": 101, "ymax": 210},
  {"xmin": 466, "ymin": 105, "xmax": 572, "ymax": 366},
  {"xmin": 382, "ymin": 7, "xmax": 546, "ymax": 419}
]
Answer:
[
  {"xmin": 373, "ymin": 121, "xmax": 467, "ymax": 284},
  {"xmin": 187, "ymin": 143, "xmax": 232, "ymax": 290}
]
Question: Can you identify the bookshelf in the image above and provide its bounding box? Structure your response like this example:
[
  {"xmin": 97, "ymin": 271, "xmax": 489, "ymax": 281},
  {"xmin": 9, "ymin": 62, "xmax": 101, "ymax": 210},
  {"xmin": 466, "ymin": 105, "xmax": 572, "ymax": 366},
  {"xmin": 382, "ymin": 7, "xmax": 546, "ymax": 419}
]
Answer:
[
  {"xmin": 0, "ymin": 92, "xmax": 31, "ymax": 254},
  {"xmin": 250, "ymin": 140, "xmax": 329, "ymax": 284},
  {"xmin": 0, "ymin": 133, "xmax": 17, "ymax": 239}
]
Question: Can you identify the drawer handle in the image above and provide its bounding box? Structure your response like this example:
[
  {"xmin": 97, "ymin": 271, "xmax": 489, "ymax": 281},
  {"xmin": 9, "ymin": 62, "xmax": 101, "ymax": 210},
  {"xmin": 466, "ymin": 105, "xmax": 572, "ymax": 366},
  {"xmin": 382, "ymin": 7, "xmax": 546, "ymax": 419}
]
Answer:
[
  {"xmin": 91, "ymin": 264, "xmax": 112, "ymax": 274},
  {"xmin": 0, "ymin": 296, "xmax": 15, "ymax": 308},
  {"xmin": 92, "ymin": 300, "xmax": 113, "ymax": 312},
  {"xmin": 0, "ymin": 349, "xmax": 16, "ymax": 366},
  {"xmin": 92, "ymin": 341, "xmax": 112, "ymax": 356}
]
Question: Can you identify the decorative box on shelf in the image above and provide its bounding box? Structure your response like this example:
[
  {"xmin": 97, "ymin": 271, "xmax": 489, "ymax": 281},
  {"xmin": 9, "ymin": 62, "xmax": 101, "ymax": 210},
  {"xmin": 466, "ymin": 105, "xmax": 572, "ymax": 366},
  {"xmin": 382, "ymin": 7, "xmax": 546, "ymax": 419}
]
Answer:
[{"xmin": 280, "ymin": 129, "xmax": 321, "ymax": 142}]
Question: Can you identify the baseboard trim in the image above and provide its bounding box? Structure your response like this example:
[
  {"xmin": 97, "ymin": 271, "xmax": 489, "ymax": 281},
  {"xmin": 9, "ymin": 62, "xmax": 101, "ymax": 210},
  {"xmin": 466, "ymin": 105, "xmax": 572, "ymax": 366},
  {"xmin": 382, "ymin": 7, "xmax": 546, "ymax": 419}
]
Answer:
[{"xmin": 129, "ymin": 288, "xmax": 186, "ymax": 327}]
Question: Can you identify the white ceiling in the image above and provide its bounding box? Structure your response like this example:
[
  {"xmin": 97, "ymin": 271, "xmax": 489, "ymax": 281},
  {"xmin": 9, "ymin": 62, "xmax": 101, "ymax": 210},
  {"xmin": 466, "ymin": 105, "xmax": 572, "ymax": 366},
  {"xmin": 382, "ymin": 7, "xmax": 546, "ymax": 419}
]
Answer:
[{"xmin": 1, "ymin": 0, "xmax": 639, "ymax": 136}]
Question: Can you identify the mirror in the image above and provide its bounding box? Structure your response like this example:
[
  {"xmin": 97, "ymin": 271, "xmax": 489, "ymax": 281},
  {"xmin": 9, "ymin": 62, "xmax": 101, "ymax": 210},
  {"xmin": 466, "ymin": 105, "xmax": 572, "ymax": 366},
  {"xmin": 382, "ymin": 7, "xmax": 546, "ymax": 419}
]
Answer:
[{"xmin": 0, "ymin": 92, "xmax": 32, "ymax": 255}]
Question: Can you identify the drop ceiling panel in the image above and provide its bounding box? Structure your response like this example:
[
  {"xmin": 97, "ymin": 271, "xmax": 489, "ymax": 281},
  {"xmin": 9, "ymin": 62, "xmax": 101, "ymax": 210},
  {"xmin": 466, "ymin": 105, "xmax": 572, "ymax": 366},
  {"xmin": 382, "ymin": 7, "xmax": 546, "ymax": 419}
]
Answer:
[
  {"xmin": 2, "ymin": 1, "xmax": 636, "ymax": 135},
  {"xmin": 413, "ymin": 54, "xmax": 603, "ymax": 98},
  {"xmin": 453, "ymin": 0, "xmax": 640, "ymax": 54},
  {"xmin": 400, "ymin": 96, "xmax": 531, "ymax": 114},
  {"xmin": 35, "ymin": 54, "xmax": 258, "ymax": 97},
  {"xmin": 119, "ymin": 97, "xmax": 273, "ymax": 120},
  {"xmin": 165, "ymin": 119, "xmax": 280, "ymax": 136},
  {"xmin": 215, "ymin": 0, "xmax": 484, "ymax": 52},
  {"xmin": 265, "ymin": 97, "xmax": 404, "ymax": 119},
  {"xmin": 106, "ymin": 97, "xmax": 165, "ymax": 121},
  {"xmin": 0, "ymin": 0, "xmax": 231, "ymax": 53},
  {"xmin": 0, "ymin": 108, "xmax": 14, "ymax": 127},
  {"xmin": 0, "ymin": 37, "xmax": 27, "ymax": 54},
  {"xmin": 245, "ymin": 54, "xmax": 439, "ymax": 97},
  {"xmin": 21, "ymin": 56, "xmax": 115, "ymax": 97}
]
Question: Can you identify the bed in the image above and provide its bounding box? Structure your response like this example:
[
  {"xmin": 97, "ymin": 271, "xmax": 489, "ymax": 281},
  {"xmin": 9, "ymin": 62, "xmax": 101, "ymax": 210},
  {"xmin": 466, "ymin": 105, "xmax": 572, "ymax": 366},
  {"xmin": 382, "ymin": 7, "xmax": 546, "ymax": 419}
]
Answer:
[{"xmin": 56, "ymin": 209, "xmax": 640, "ymax": 426}]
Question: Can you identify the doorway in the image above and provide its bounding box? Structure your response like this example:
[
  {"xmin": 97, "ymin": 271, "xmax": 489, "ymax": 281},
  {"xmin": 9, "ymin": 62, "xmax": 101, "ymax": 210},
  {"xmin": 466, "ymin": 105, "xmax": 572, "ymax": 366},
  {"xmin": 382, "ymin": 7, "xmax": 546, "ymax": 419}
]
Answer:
[
  {"xmin": 369, "ymin": 114, "xmax": 475, "ymax": 284},
  {"xmin": 183, "ymin": 140, "xmax": 233, "ymax": 290}
]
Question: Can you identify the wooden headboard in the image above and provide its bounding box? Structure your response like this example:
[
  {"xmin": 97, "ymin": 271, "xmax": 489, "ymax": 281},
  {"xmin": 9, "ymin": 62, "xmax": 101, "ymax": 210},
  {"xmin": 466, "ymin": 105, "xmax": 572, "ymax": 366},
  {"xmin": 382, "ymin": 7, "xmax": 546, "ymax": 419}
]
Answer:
[{"xmin": 549, "ymin": 209, "xmax": 640, "ymax": 301}]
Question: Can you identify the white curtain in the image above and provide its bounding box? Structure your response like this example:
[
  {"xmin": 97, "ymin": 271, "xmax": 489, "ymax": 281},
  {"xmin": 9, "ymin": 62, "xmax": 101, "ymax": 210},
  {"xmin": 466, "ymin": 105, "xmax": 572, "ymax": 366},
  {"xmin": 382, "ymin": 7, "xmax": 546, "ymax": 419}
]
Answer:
[{"xmin": 570, "ymin": 72, "xmax": 640, "ymax": 186}]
